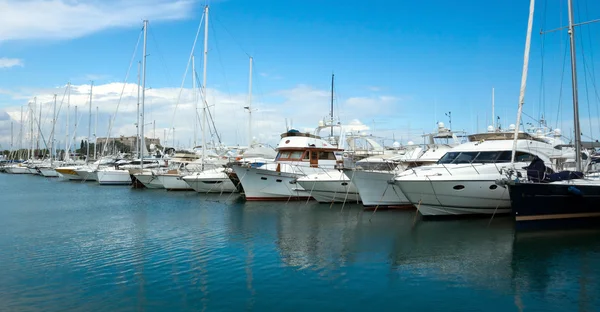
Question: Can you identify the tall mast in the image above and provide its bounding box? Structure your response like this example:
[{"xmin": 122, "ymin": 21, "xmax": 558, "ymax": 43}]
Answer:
[
  {"xmin": 567, "ymin": 0, "xmax": 582, "ymax": 171},
  {"xmin": 492, "ymin": 87, "xmax": 495, "ymax": 129},
  {"xmin": 19, "ymin": 105, "xmax": 23, "ymax": 159},
  {"xmin": 36, "ymin": 97, "xmax": 40, "ymax": 157},
  {"xmin": 10, "ymin": 121, "xmax": 13, "ymax": 153},
  {"xmin": 87, "ymin": 81, "xmax": 93, "ymax": 164},
  {"xmin": 51, "ymin": 94, "xmax": 56, "ymax": 166},
  {"xmin": 94, "ymin": 106, "xmax": 98, "ymax": 160},
  {"xmin": 201, "ymin": 5, "xmax": 209, "ymax": 168},
  {"xmin": 511, "ymin": 0, "xmax": 535, "ymax": 165},
  {"xmin": 65, "ymin": 82, "xmax": 70, "ymax": 161},
  {"xmin": 141, "ymin": 19, "xmax": 148, "ymax": 169},
  {"xmin": 330, "ymin": 73, "xmax": 334, "ymax": 137},
  {"xmin": 136, "ymin": 61, "xmax": 141, "ymax": 159},
  {"xmin": 29, "ymin": 101, "xmax": 34, "ymax": 160},
  {"xmin": 73, "ymin": 105, "xmax": 78, "ymax": 159},
  {"xmin": 193, "ymin": 55, "xmax": 197, "ymax": 147},
  {"xmin": 247, "ymin": 56, "xmax": 253, "ymax": 147}
]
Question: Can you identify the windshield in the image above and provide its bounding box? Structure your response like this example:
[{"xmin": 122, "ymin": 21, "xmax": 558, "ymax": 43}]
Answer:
[{"xmin": 437, "ymin": 150, "xmax": 535, "ymax": 164}]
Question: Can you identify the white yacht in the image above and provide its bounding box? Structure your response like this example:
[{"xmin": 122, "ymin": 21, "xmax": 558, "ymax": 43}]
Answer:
[
  {"xmin": 182, "ymin": 144, "xmax": 277, "ymax": 194},
  {"xmin": 348, "ymin": 123, "xmax": 462, "ymax": 207},
  {"xmin": 394, "ymin": 127, "xmax": 573, "ymax": 216},
  {"xmin": 231, "ymin": 127, "xmax": 343, "ymax": 201},
  {"xmin": 295, "ymin": 132, "xmax": 390, "ymax": 203}
]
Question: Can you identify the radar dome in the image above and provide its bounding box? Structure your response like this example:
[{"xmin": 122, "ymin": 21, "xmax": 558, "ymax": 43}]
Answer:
[
  {"xmin": 407, "ymin": 141, "xmax": 414, "ymax": 145},
  {"xmin": 149, "ymin": 144, "xmax": 156, "ymax": 151},
  {"xmin": 438, "ymin": 122, "xmax": 445, "ymax": 129},
  {"xmin": 509, "ymin": 124, "xmax": 516, "ymax": 131},
  {"xmin": 487, "ymin": 125, "xmax": 494, "ymax": 132},
  {"xmin": 554, "ymin": 128, "xmax": 562, "ymax": 136},
  {"xmin": 318, "ymin": 120, "xmax": 325, "ymax": 127},
  {"xmin": 392, "ymin": 141, "xmax": 400, "ymax": 148}
]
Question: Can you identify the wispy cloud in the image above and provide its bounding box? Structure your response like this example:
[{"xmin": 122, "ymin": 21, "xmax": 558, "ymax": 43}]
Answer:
[
  {"xmin": 0, "ymin": 57, "xmax": 23, "ymax": 68},
  {"xmin": 0, "ymin": 0, "xmax": 196, "ymax": 42},
  {"xmin": 0, "ymin": 82, "xmax": 416, "ymax": 150}
]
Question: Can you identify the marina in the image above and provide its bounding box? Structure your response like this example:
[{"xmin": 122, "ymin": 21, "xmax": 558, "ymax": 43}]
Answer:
[{"xmin": 2, "ymin": 0, "xmax": 600, "ymax": 310}]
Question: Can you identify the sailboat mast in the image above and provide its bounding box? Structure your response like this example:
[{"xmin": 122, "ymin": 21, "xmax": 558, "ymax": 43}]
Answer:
[
  {"xmin": 193, "ymin": 55, "xmax": 197, "ymax": 147},
  {"xmin": 36, "ymin": 97, "xmax": 40, "ymax": 158},
  {"xmin": 73, "ymin": 106, "xmax": 78, "ymax": 158},
  {"xmin": 51, "ymin": 94, "xmax": 56, "ymax": 166},
  {"xmin": 141, "ymin": 20, "xmax": 148, "ymax": 169},
  {"xmin": 567, "ymin": 0, "xmax": 582, "ymax": 171},
  {"xmin": 511, "ymin": 0, "xmax": 535, "ymax": 165},
  {"xmin": 10, "ymin": 121, "xmax": 13, "ymax": 153},
  {"xmin": 19, "ymin": 105, "xmax": 23, "ymax": 159},
  {"xmin": 201, "ymin": 5, "xmax": 209, "ymax": 168},
  {"xmin": 94, "ymin": 106, "xmax": 98, "ymax": 160},
  {"xmin": 29, "ymin": 101, "xmax": 34, "ymax": 160},
  {"xmin": 136, "ymin": 61, "xmax": 141, "ymax": 159},
  {"xmin": 65, "ymin": 82, "xmax": 70, "ymax": 160},
  {"xmin": 330, "ymin": 73, "xmax": 334, "ymax": 137},
  {"xmin": 87, "ymin": 81, "xmax": 93, "ymax": 164},
  {"xmin": 247, "ymin": 56, "xmax": 253, "ymax": 147},
  {"xmin": 492, "ymin": 87, "xmax": 495, "ymax": 129}
]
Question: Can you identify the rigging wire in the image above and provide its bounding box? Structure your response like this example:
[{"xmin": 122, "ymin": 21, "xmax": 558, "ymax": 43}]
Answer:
[
  {"xmin": 537, "ymin": 0, "xmax": 548, "ymax": 123},
  {"xmin": 575, "ymin": 0, "xmax": 594, "ymax": 142},
  {"xmin": 100, "ymin": 26, "xmax": 143, "ymax": 157},
  {"xmin": 581, "ymin": 0, "xmax": 600, "ymax": 136},
  {"xmin": 166, "ymin": 11, "xmax": 205, "ymax": 147},
  {"xmin": 149, "ymin": 28, "xmax": 174, "ymax": 88},
  {"xmin": 555, "ymin": 37, "xmax": 570, "ymax": 132}
]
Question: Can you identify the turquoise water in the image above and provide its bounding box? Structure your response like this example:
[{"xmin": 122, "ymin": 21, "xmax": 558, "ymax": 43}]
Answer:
[{"xmin": 0, "ymin": 174, "xmax": 599, "ymax": 311}]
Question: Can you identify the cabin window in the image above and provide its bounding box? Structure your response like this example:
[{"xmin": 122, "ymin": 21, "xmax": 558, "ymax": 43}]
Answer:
[
  {"xmin": 438, "ymin": 152, "xmax": 460, "ymax": 164},
  {"xmin": 289, "ymin": 151, "xmax": 304, "ymax": 160},
  {"xmin": 473, "ymin": 151, "xmax": 503, "ymax": 163},
  {"xmin": 276, "ymin": 151, "xmax": 291, "ymax": 160},
  {"xmin": 496, "ymin": 151, "xmax": 513, "ymax": 163},
  {"xmin": 310, "ymin": 151, "xmax": 318, "ymax": 161},
  {"xmin": 515, "ymin": 152, "xmax": 535, "ymax": 162},
  {"xmin": 302, "ymin": 151, "xmax": 310, "ymax": 160},
  {"xmin": 452, "ymin": 152, "xmax": 478, "ymax": 164},
  {"xmin": 356, "ymin": 162, "xmax": 401, "ymax": 171},
  {"xmin": 318, "ymin": 151, "xmax": 337, "ymax": 160}
]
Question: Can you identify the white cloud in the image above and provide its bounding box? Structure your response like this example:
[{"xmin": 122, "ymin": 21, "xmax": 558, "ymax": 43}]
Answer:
[
  {"xmin": 0, "ymin": 82, "xmax": 415, "ymax": 151},
  {"xmin": 0, "ymin": 0, "xmax": 196, "ymax": 42},
  {"xmin": 0, "ymin": 57, "xmax": 23, "ymax": 68}
]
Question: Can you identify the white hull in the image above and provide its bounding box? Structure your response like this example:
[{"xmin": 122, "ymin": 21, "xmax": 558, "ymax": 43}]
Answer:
[
  {"xmin": 351, "ymin": 170, "xmax": 410, "ymax": 207},
  {"xmin": 183, "ymin": 169, "xmax": 238, "ymax": 193},
  {"xmin": 296, "ymin": 171, "xmax": 360, "ymax": 203},
  {"xmin": 97, "ymin": 169, "xmax": 131, "ymax": 185},
  {"xmin": 39, "ymin": 168, "xmax": 59, "ymax": 177},
  {"xmin": 157, "ymin": 174, "xmax": 192, "ymax": 191},
  {"xmin": 75, "ymin": 168, "xmax": 98, "ymax": 181},
  {"xmin": 6, "ymin": 166, "xmax": 31, "ymax": 174},
  {"xmin": 134, "ymin": 173, "xmax": 164, "ymax": 189},
  {"xmin": 28, "ymin": 168, "xmax": 39, "ymax": 175},
  {"xmin": 55, "ymin": 167, "xmax": 83, "ymax": 180},
  {"xmin": 232, "ymin": 165, "xmax": 311, "ymax": 200},
  {"xmin": 395, "ymin": 179, "xmax": 511, "ymax": 216}
]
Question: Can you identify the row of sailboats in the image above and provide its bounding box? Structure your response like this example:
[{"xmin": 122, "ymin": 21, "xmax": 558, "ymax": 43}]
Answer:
[{"xmin": 3, "ymin": 1, "xmax": 600, "ymax": 232}]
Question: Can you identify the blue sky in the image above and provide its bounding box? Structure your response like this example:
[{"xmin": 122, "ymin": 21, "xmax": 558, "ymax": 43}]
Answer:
[{"xmin": 1, "ymin": 0, "xmax": 600, "ymax": 150}]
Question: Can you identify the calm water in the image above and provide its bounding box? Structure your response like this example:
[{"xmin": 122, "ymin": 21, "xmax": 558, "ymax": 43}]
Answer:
[{"xmin": 1, "ymin": 174, "xmax": 599, "ymax": 311}]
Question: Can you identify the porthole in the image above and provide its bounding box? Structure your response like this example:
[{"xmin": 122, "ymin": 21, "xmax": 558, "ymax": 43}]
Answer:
[
  {"xmin": 341, "ymin": 182, "xmax": 348, "ymax": 186},
  {"xmin": 276, "ymin": 179, "xmax": 282, "ymax": 183},
  {"xmin": 489, "ymin": 185, "xmax": 498, "ymax": 190},
  {"xmin": 453, "ymin": 185, "xmax": 465, "ymax": 190},
  {"xmin": 260, "ymin": 177, "xmax": 267, "ymax": 181}
]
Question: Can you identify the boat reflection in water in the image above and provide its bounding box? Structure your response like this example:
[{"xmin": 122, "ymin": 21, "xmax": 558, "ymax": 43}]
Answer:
[
  {"xmin": 234, "ymin": 201, "xmax": 600, "ymax": 310},
  {"xmin": 511, "ymin": 229, "xmax": 600, "ymax": 311}
]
